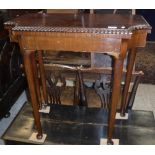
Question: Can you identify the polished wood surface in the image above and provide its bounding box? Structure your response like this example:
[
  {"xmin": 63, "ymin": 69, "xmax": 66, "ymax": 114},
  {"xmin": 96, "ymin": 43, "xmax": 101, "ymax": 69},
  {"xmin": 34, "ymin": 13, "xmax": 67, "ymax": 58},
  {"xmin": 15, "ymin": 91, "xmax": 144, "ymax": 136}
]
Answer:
[
  {"xmin": 23, "ymin": 50, "xmax": 42, "ymax": 139},
  {"xmin": 121, "ymin": 48, "xmax": 137, "ymax": 116},
  {"xmin": 5, "ymin": 13, "xmax": 151, "ymax": 144},
  {"xmin": 107, "ymin": 40, "xmax": 128, "ymax": 144},
  {"xmin": 4, "ymin": 13, "xmax": 151, "ymax": 30},
  {"xmin": 38, "ymin": 51, "xmax": 48, "ymax": 105}
]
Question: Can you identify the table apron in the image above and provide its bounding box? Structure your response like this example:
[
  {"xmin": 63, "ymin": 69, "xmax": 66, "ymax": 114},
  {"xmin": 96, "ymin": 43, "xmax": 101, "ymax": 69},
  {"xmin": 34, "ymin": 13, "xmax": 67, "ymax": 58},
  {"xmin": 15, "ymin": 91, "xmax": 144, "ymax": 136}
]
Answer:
[{"xmin": 19, "ymin": 35, "xmax": 122, "ymax": 54}]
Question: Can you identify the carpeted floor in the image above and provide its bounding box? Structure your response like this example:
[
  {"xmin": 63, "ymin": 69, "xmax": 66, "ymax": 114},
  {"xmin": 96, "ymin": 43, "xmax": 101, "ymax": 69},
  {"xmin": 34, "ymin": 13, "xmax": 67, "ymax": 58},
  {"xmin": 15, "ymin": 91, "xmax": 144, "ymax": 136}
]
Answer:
[{"xmin": 135, "ymin": 42, "xmax": 155, "ymax": 84}]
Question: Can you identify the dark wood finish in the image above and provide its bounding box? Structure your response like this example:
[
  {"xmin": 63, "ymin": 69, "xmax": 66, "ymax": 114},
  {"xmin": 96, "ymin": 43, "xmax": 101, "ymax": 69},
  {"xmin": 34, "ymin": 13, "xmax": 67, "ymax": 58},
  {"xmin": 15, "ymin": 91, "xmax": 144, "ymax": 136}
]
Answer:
[
  {"xmin": 107, "ymin": 40, "xmax": 128, "ymax": 144},
  {"xmin": 4, "ymin": 13, "xmax": 151, "ymax": 31},
  {"xmin": 77, "ymin": 70, "xmax": 87, "ymax": 106},
  {"xmin": 38, "ymin": 51, "xmax": 48, "ymax": 105},
  {"xmin": 6, "ymin": 10, "xmax": 43, "ymax": 20},
  {"xmin": 121, "ymin": 48, "xmax": 137, "ymax": 115},
  {"xmin": 94, "ymin": 75, "xmax": 111, "ymax": 109},
  {"xmin": 127, "ymin": 72, "xmax": 144, "ymax": 110},
  {"xmin": 43, "ymin": 63, "xmax": 143, "ymax": 109},
  {"xmin": 46, "ymin": 70, "xmax": 66, "ymax": 105},
  {"xmin": 31, "ymin": 52, "xmax": 42, "ymax": 109},
  {"xmin": 4, "ymin": 13, "xmax": 151, "ymax": 144},
  {"xmin": 23, "ymin": 50, "xmax": 42, "ymax": 139},
  {"xmin": 74, "ymin": 72, "xmax": 80, "ymax": 106}
]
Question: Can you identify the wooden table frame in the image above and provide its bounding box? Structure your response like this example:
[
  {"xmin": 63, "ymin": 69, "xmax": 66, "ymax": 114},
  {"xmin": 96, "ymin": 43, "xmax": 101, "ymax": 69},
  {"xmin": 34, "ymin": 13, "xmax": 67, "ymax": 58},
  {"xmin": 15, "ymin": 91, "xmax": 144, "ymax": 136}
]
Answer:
[{"xmin": 4, "ymin": 13, "xmax": 151, "ymax": 144}]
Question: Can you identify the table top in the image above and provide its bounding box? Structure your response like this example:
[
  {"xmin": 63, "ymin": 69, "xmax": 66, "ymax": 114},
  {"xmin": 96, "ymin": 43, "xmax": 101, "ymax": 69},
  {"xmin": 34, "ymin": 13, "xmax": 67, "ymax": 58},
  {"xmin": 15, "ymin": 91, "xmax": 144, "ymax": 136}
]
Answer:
[{"xmin": 4, "ymin": 13, "xmax": 151, "ymax": 35}]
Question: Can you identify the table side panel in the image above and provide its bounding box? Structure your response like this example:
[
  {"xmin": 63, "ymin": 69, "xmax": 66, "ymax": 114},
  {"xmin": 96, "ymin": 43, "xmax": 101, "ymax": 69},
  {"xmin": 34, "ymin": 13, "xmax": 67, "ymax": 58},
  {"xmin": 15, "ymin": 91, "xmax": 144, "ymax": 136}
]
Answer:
[
  {"xmin": 128, "ymin": 30, "xmax": 148, "ymax": 48},
  {"xmin": 18, "ymin": 33, "xmax": 122, "ymax": 54}
]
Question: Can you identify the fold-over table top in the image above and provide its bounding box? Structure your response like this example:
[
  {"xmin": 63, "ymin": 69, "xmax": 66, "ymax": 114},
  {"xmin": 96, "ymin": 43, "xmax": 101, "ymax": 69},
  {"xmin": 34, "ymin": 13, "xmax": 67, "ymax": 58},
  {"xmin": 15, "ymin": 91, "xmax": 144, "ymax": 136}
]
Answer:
[{"xmin": 4, "ymin": 13, "xmax": 151, "ymax": 35}]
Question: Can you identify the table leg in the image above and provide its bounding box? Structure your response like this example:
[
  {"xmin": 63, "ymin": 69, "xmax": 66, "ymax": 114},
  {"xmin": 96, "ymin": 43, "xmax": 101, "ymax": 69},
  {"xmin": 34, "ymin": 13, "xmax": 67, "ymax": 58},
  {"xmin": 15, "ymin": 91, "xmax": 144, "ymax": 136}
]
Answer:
[
  {"xmin": 107, "ymin": 58, "xmax": 124, "ymax": 144},
  {"xmin": 127, "ymin": 73, "xmax": 143, "ymax": 110},
  {"xmin": 38, "ymin": 50, "xmax": 48, "ymax": 105},
  {"xmin": 107, "ymin": 40, "xmax": 127, "ymax": 145},
  {"xmin": 120, "ymin": 48, "xmax": 137, "ymax": 116},
  {"xmin": 31, "ymin": 52, "xmax": 42, "ymax": 109},
  {"xmin": 23, "ymin": 50, "xmax": 43, "ymax": 139}
]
